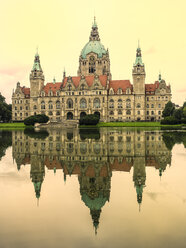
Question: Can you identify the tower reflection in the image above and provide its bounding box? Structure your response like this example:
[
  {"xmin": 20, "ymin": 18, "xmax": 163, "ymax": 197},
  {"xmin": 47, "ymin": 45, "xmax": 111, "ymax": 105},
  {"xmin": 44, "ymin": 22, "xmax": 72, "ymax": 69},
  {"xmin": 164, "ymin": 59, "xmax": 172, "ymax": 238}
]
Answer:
[{"xmin": 12, "ymin": 128, "xmax": 174, "ymax": 230}]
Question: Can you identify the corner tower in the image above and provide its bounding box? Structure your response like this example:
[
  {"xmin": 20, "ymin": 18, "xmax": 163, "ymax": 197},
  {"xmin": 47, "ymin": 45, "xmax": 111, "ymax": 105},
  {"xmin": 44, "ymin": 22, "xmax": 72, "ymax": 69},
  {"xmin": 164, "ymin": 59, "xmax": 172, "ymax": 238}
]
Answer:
[
  {"xmin": 30, "ymin": 51, "xmax": 44, "ymax": 97},
  {"xmin": 132, "ymin": 44, "xmax": 146, "ymax": 94},
  {"xmin": 78, "ymin": 17, "xmax": 111, "ymax": 79}
]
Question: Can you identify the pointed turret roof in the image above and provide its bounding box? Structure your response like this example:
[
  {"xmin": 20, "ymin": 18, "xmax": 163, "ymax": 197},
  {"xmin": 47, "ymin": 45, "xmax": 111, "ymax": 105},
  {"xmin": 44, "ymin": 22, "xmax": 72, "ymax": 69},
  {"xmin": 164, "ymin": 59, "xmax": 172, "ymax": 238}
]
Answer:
[
  {"xmin": 134, "ymin": 42, "xmax": 144, "ymax": 66},
  {"xmin": 32, "ymin": 50, "xmax": 42, "ymax": 71}
]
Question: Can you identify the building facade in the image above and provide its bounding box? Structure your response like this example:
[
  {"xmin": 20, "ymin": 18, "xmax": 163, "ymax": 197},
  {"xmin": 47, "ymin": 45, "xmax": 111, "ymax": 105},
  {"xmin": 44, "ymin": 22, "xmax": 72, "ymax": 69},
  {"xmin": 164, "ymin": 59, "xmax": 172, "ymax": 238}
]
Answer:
[{"xmin": 12, "ymin": 18, "xmax": 171, "ymax": 122}]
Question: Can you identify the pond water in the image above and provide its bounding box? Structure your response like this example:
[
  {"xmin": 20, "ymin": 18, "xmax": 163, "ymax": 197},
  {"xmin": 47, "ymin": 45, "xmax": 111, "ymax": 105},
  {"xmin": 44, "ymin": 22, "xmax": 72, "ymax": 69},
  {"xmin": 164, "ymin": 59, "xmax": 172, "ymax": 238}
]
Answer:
[{"xmin": 0, "ymin": 128, "xmax": 186, "ymax": 248}]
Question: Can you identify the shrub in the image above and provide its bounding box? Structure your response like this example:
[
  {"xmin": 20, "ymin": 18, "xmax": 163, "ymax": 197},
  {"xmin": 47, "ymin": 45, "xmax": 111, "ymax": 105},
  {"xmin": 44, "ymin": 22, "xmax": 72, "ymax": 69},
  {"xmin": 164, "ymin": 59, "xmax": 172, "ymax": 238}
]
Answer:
[
  {"xmin": 181, "ymin": 118, "xmax": 186, "ymax": 124},
  {"xmin": 161, "ymin": 116, "xmax": 180, "ymax": 125},
  {"xmin": 79, "ymin": 114, "xmax": 99, "ymax": 125},
  {"xmin": 24, "ymin": 114, "xmax": 49, "ymax": 126}
]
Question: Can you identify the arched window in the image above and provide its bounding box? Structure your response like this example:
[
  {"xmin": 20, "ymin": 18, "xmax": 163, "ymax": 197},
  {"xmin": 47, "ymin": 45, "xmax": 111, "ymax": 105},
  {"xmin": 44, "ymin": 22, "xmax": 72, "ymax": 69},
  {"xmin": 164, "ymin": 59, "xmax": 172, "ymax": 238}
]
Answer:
[
  {"xmin": 80, "ymin": 143, "xmax": 87, "ymax": 154},
  {"xmin": 56, "ymin": 100, "xmax": 60, "ymax": 109},
  {"xmin": 49, "ymin": 111, "xmax": 53, "ymax": 115},
  {"xmin": 118, "ymin": 99, "xmax": 122, "ymax": 109},
  {"xmin": 56, "ymin": 111, "xmax": 60, "ymax": 116},
  {"xmin": 118, "ymin": 110, "xmax": 122, "ymax": 115},
  {"xmin": 93, "ymin": 98, "xmax": 100, "ymax": 108},
  {"xmin": 110, "ymin": 111, "xmax": 114, "ymax": 115},
  {"xmin": 126, "ymin": 99, "xmax": 131, "ymax": 108},
  {"xmin": 93, "ymin": 143, "xmax": 101, "ymax": 154},
  {"xmin": 80, "ymin": 84, "xmax": 85, "ymax": 90},
  {"xmin": 48, "ymin": 101, "xmax": 53, "ymax": 109},
  {"xmin": 94, "ymin": 83, "xmax": 99, "ymax": 89},
  {"xmin": 117, "ymin": 88, "xmax": 122, "ymax": 94},
  {"xmin": 67, "ymin": 84, "xmax": 72, "ymax": 91},
  {"xmin": 89, "ymin": 56, "xmax": 96, "ymax": 73},
  {"xmin": 49, "ymin": 91, "xmax": 53, "ymax": 96},
  {"xmin": 147, "ymin": 104, "xmax": 149, "ymax": 108},
  {"xmin": 67, "ymin": 99, "xmax": 73, "ymax": 109},
  {"xmin": 80, "ymin": 98, "xmax": 87, "ymax": 109},
  {"xmin": 126, "ymin": 110, "xmax": 131, "ymax": 115},
  {"xmin": 41, "ymin": 101, "xmax": 45, "ymax": 109},
  {"xmin": 136, "ymin": 103, "xmax": 141, "ymax": 108},
  {"xmin": 109, "ymin": 99, "xmax": 114, "ymax": 108},
  {"xmin": 151, "ymin": 104, "xmax": 154, "ymax": 108},
  {"xmin": 109, "ymin": 88, "xmax": 114, "ymax": 95}
]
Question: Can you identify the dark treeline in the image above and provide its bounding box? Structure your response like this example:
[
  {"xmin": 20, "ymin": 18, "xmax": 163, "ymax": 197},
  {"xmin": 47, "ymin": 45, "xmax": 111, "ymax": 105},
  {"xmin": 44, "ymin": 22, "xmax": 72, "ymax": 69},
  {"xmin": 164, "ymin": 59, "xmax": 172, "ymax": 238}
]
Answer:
[
  {"xmin": 0, "ymin": 131, "xmax": 12, "ymax": 160},
  {"xmin": 161, "ymin": 101, "xmax": 186, "ymax": 125},
  {"xmin": 0, "ymin": 93, "xmax": 12, "ymax": 122}
]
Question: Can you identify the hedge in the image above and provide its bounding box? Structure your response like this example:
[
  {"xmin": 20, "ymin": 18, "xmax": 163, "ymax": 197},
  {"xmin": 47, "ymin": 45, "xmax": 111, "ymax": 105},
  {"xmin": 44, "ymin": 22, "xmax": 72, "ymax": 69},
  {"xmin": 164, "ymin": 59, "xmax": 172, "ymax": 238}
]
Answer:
[{"xmin": 24, "ymin": 114, "xmax": 49, "ymax": 126}]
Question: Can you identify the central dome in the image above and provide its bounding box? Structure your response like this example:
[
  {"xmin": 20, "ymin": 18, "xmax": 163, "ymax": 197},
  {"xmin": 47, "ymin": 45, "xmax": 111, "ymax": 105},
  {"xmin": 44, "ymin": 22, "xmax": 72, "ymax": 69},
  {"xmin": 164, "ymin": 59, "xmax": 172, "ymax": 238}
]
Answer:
[{"xmin": 81, "ymin": 40, "xmax": 107, "ymax": 59}]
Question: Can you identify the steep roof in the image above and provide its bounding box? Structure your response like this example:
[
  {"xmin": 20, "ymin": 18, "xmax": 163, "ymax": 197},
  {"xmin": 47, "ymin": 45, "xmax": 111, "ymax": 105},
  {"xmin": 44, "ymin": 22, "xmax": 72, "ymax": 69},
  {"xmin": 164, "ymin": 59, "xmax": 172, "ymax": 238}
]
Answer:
[
  {"xmin": 109, "ymin": 80, "xmax": 132, "ymax": 93},
  {"xmin": 21, "ymin": 87, "xmax": 30, "ymax": 97},
  {"xmin": 43, "ymin": 82, "xmax": 61, "ymax": 95},
  {"xmin": 62, "ymin": 75, "xmax": 107, "ymax": 88}
]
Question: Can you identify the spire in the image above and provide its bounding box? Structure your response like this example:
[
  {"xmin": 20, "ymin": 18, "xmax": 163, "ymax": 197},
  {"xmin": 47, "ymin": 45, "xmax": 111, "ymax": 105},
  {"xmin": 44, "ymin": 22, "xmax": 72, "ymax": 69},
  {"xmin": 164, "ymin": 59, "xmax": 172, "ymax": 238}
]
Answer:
[
  {"xmin": 63, "ymin": 67, "xmax": 66, "ymax": 79},
  {"xmin": 53, "ymin": 77, "xmax": 56, "ymax": 84},
  {"xmin": 32, "ymin": 49, "xmax": 42, "ymax": 72},
  {"xmin": 90, "ymin": 209, "xmax": 101, "ymax": 235},
  {"xmin": 92, "ymin": 16, "xmax": 97, "ymax": 28},
  {"xmin": 89, "ymin": 17, "xmax": 100, "ymax": 41},
  {"xmin": 134, "ymin": 42, "xmax": 144, "ymax": 66}
]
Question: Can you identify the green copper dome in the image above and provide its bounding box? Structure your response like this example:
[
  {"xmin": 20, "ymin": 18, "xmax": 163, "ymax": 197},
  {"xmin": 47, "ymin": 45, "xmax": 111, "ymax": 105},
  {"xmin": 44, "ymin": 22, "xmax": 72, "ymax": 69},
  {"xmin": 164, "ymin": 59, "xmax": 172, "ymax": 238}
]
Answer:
[
  {"xmin": 81, "ymin": 41, "xmax": 107, "ymax": 59},
  {"xmin": 81, "ymin": 192, "xmax": 108, "ymax": 210}
]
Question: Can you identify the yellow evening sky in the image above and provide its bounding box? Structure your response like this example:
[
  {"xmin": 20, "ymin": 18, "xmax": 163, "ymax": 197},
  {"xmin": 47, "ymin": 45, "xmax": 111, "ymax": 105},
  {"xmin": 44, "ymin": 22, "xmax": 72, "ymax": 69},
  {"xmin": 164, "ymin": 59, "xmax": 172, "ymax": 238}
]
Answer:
[{"xmin": 0, "ymin": 0, "xmax": 185, "ymax": 105}]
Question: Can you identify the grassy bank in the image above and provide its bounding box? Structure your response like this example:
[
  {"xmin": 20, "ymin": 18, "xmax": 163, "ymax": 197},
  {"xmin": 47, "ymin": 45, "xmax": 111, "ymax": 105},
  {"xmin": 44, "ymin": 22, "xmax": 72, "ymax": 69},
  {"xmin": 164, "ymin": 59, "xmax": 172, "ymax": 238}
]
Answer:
[
  {"xmin": 0, "ymin": 123, "xmax": 26, "ymax": 129},
  {"xmin": 97, "ymin": 122, "xmax": 161, "ymax": 127}
]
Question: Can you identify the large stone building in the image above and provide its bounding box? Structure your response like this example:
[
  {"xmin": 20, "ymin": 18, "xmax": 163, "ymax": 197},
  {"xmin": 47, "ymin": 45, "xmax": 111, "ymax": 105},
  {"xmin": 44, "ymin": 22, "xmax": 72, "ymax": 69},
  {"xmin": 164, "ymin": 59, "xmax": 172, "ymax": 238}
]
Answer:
[{"xmin": 12, "ymin": 18, "xmax": 171, "ymax": 122}]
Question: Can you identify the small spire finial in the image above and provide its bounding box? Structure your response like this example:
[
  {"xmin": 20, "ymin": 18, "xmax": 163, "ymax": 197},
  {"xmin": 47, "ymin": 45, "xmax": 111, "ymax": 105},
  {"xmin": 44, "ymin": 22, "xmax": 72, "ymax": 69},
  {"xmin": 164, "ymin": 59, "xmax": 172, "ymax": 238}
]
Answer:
[
  {"xmin": 159, "ymin": 71, "xmax": 162, "ymax": 81},
  {"xmin": 36, "ymin": 46, "xmax": 39, "ymax": 56},
  {"xmin": 138, "ymin": 39, "xmax": 140, "ymax": 49},
  {"xmin": 53, "ymin": 77, "xmax": 56, "ymax": 84}
]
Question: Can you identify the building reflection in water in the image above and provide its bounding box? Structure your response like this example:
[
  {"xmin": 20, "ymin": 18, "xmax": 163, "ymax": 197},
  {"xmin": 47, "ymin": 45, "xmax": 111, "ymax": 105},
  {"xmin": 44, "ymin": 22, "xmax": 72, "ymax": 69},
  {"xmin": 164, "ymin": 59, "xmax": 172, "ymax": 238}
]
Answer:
[{"xmin": 12, "ymin": 128, "xmax": 172, "ymax": 232}]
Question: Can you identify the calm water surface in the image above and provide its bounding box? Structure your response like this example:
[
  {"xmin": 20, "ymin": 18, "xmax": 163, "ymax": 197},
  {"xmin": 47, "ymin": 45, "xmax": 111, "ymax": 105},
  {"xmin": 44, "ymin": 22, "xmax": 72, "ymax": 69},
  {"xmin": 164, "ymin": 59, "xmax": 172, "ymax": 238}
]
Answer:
[{"xmin": 0, "ymin": 127, "xmax": 186, "ymax": 248}]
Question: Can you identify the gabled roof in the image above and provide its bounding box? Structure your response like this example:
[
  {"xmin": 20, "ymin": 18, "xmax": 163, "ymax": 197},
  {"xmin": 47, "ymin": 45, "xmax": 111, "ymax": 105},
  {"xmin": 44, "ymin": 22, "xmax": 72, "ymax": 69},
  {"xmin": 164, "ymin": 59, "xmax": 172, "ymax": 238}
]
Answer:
[
  {"xmin": 21, "ymin": 87, "xmax": 30, "ymax": 97},
  {"xmin": 109, "ymin": 80, "xmax": 132, "ymax": 93},
  {"xmin": 62, "ymin": 75, "xmax": 107, "ymax": 88},
  {"xmin": 43, "ymin": 82, "xmax": 61, "ymax": 95},
  {"xmin": 145, "ymin": 81, "xmax": 159, "ymax": 93}
]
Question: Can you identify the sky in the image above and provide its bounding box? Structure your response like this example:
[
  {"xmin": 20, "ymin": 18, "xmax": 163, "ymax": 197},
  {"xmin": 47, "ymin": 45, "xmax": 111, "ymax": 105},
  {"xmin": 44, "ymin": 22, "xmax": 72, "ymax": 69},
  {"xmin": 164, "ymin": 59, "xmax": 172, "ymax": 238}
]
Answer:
[{"xmin": 0, "ymin": 0, "xmax": 185, "ymax": 105}]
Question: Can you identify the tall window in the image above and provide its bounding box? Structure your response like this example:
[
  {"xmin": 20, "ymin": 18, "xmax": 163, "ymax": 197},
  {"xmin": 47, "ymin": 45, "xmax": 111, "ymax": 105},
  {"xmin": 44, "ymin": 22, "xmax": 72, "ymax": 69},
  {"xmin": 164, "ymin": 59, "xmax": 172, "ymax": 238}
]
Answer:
[
  {"xmin": 80, "ymin": 98, "xmax": 87, "ymax": 109},
  {"xmin": 41, "ymin": 101, "xmax": 45, "ymax": 109},
  {"xmin": 56, "ymin": 100, "xmax": 60, "ymax": 109},
  {"xmin": 126, "ymin": 99, "xmax": 131, "ymax": 108},
  {"xmin": 109, "ymin": 99, "xmax": 114, "ymax": 108},
  {"xmin": 118, "ymin": 99, "xmax": 122, "ymax": 108},
  {"xmin": 89, "ymin": 56, "xmax": 95, "ymax": 73},
  {"xmin": 93, "ymin": 98, "xmax": 100, "ymax": 108},
  {"xmin": 48, "ymin": 101, "xmax": 53, "ymax": 109},
  {"xmin": 67, "ymin": 99, "xmax": 73, "ymax": 109}
]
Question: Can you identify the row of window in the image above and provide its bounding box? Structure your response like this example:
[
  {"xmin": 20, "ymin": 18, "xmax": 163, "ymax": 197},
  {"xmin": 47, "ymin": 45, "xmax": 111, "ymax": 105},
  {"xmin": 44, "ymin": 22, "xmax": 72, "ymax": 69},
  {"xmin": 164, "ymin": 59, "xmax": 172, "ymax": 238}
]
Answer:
[
  {"xmin": 41, "ymin": 98, "xmax": 102, "ymax": 109},
  {"xmin": 146, "ymin": 96, "xmax": 168, "ymax": 101}
]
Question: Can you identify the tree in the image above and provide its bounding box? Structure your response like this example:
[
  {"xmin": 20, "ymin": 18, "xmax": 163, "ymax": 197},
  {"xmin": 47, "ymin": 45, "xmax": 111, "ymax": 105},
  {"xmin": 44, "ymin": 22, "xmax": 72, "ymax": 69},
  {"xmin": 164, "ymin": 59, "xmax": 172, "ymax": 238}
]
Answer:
[
  {"xmin": 174, "ymin": 108, "xmax": 182, "ymax": 120},
  {"xmin": 162, "ymin": 101, "xmax": 175, "ymax": 118},
  {"xmin": 0, "ymin": 93, "xmax": 12, "ymax": 122}
]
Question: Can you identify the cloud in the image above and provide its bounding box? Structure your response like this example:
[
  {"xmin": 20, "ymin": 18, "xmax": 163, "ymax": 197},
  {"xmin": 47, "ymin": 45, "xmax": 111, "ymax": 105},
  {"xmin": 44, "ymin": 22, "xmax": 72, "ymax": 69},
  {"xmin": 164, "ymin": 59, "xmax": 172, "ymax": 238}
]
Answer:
[
  {"xmin": 176, "ymin": 88, "xmax": 186, "ymax": 93},
  {"xmin": 0, "ymin": 64, "xmax": 30, "ymax": 103},
  {"xmin": 144, "ymin": 46, "xmax": 156, "ymax": 55}
]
